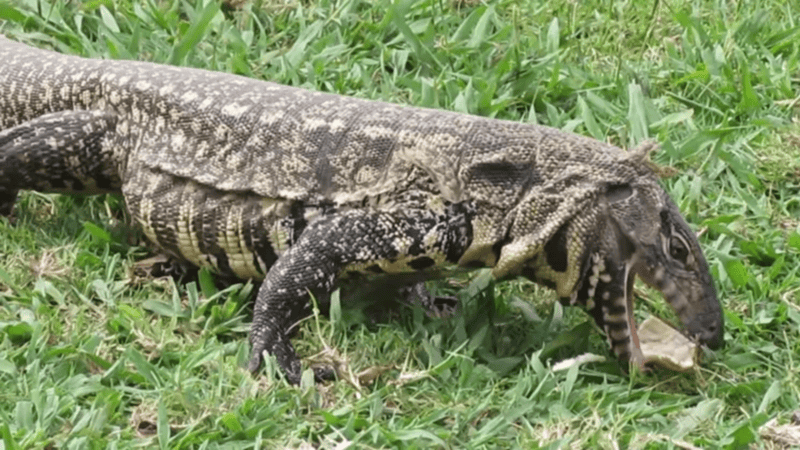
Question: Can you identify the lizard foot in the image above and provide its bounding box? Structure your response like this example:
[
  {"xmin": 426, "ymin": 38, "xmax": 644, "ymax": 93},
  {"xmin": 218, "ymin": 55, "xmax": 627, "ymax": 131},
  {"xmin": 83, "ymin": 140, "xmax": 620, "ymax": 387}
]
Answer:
[{"xmin": 249, "ymin": 334, "xmax": 303, "ymax": 385}]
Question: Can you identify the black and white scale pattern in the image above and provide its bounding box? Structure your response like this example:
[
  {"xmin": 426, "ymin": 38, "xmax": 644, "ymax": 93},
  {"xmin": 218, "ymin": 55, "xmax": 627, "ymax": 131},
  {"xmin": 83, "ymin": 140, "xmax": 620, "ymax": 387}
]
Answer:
[{"xmin": 0, "ymin": 37, "xmax": 723, "ymax": 383}]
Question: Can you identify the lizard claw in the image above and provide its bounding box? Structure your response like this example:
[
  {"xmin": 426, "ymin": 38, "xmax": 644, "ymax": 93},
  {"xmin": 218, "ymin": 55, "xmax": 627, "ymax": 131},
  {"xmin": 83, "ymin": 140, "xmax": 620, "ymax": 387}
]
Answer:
[
  {"xmin": 247, "ymin": 350, "xmax": 264, "ymax": 374},
  {"xmin": 248, "ymin": 337, "xmax": 303, "ymax": 384}
]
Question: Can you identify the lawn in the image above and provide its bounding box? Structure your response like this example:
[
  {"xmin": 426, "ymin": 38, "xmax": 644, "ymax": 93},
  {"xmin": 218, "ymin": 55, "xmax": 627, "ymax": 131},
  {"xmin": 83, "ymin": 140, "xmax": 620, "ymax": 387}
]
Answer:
[{"xmin": 1, "ymin": 0, "xmax": 799, "ymax": 448}]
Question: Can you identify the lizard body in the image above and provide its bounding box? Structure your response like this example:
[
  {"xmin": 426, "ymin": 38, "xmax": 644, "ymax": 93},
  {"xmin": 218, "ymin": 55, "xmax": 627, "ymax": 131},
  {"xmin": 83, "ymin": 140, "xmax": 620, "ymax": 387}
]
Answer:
[{"xmin": 0, "ymin": 38, "xmax": 723, "ymax": 383}]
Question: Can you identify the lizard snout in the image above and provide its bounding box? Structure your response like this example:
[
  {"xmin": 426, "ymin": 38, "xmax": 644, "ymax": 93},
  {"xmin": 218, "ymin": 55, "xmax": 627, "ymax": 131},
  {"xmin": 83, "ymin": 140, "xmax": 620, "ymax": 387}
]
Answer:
[{"xmin": 685, "ymin": 311, "xmax": 724, "ymax": 350}]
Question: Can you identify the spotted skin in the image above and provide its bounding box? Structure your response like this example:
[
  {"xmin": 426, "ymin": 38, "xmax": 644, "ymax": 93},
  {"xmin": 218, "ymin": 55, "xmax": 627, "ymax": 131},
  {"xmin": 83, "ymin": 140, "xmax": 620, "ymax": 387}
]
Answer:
[
  {"xmin": 247, "ymin": 206, "xmax": 473, "ymax": 381},
  {"xmin": 0, "ymin": 110, "xmax": 120, "ymax": 215},
  {"xmin": 0, "ymin": 37, "xmax": 724, "ymax": 383}
]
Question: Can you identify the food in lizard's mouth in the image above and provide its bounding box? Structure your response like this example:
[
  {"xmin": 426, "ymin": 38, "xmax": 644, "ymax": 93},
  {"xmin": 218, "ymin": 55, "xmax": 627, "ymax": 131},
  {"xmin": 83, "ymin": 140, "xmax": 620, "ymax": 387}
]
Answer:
[
  {"xmin": 552, "ymin": 316, "xmax": 698, "ymax": 373},
  {"xmin": 636, "ymin": 316, "xmax": 699, "ymax": 372}
]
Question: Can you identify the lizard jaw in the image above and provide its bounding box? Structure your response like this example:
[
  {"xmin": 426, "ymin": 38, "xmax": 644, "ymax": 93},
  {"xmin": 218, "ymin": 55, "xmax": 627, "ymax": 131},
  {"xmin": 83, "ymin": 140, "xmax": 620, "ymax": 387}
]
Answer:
[
  {"xmin": 583, "ymin": 253, "xmax": 646, "ymax": 368},
  {"xmin": 605, "ymin": 263, "xmax": 646, "ymax": 368}
]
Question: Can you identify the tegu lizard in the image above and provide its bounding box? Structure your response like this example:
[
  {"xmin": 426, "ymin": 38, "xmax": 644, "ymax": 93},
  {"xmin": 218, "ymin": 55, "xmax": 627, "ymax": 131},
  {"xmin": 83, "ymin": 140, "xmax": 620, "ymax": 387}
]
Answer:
[{"xmin": 0, "ymin": 37, "xmax": 724, "ymax": 384}]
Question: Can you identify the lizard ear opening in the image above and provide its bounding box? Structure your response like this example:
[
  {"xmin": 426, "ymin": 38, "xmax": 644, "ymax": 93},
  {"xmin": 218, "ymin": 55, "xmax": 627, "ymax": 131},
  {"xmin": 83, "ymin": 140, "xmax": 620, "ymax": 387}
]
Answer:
[
  {"xmin": 612, "ymin": 216, "xmax": 638, "ymax": 262},
  {"xmin": 466, "ymin": 161, "xmax": 537, "ymax": 192},
  {"xmin": 604, "ymin": 198, "xmax": 639, "ymax": 263},
  {"xmin": 605, "ymin": 183, "xmax": 633, "ymax": 204}
]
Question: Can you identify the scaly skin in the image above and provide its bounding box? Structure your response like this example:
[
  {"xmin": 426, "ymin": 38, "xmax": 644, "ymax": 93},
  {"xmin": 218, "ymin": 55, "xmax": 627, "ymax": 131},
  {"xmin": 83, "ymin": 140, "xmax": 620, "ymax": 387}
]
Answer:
[{"xmin": 0, "ymin": 37, "xmax": 723, "ymax": 383}]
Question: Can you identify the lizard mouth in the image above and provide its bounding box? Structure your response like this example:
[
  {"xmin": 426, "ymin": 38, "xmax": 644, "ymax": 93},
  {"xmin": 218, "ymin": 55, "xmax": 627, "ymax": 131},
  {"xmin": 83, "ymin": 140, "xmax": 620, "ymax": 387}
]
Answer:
[
  {"xmin": 613, "ymin": 268, "xmax": 706, "ymax": 370},
  {"xmin": 617, "ymin": 270, "xmax": 709, "ymax": 371}
]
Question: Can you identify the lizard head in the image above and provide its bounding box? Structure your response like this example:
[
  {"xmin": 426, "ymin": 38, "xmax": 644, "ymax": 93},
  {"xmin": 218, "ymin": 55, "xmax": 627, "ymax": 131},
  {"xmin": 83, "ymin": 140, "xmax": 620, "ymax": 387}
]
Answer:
[
  {"xmin": 602, "ymin": 180, "xmax": 725, "ymax": 356},
  {"xmin": 484, "ymin": 141, "xmax": 723, "ymax": 365}
]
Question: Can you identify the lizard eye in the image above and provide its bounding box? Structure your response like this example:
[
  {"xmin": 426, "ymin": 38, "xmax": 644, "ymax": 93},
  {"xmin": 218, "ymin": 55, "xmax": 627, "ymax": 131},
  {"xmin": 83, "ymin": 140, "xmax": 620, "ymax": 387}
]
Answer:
[{"xmin": 669, "ymin": 236, "xmax": 689, "ymax": 263}]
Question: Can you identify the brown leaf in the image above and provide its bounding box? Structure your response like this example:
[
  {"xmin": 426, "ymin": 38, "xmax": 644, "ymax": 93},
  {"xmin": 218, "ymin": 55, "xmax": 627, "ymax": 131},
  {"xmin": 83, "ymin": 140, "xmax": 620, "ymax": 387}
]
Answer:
[{"xmin": 638, "ymin": 316, "xmax": 699, "ymax": 372}]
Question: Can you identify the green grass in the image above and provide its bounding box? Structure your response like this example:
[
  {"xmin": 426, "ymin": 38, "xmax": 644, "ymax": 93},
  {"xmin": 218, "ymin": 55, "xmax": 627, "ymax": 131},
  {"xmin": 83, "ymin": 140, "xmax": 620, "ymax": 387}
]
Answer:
[{"xmin": 1, "ymin": 0, "xmax": 799, "ymax": 448}]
